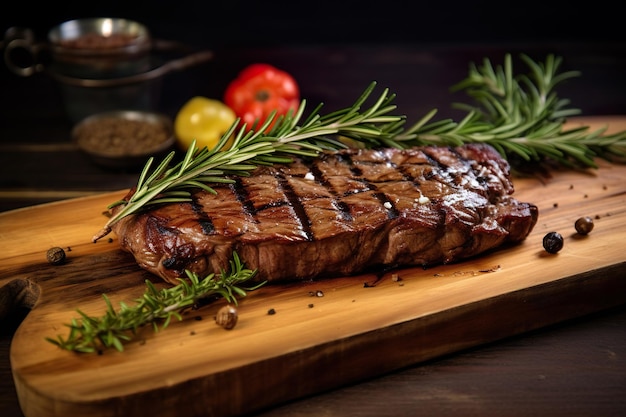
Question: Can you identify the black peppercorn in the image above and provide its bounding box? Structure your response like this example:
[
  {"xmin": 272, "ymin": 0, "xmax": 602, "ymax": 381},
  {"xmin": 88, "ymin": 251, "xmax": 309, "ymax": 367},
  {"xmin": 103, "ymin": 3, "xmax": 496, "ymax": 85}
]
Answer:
[
  {"xmin": 214, "ymin": 305, "xmax": 238, "ymax": 330},
  {"xmin": 46, "ymin": 247, "xmax": 66, "ymax": 265},
  {"xmin": 575, "ymin": 216, "xmax": 594, "ymax": 235},
  {"xmin": 543, "ymin": 232, "xmax": 564, "ymax": 254}
]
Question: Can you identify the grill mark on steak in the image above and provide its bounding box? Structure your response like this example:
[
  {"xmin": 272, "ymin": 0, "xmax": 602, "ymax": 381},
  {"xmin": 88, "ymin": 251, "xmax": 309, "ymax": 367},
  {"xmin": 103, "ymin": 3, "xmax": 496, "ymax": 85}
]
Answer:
[
  {"xmin": 310, "ymin": 158, "xmax": 353, "ymax": 222},
  {"xmin": 276, "ymin": 171, "xmax": 314, "ymax": 241},
  {"xmin": 111, "ymin": 144, "xmax": 539, "ymax": 285},
  {"xmin": 310, "ymin": 159, "xmax": 330, "ymax": 188},
  {"xmin": 317, "ymin": 153, "xmax": 399, "ymax": 221},
  {"xmin": 332, "ymin": 152, "xmax": 363, "ymax": 177},
  {"xmin": 373, "ymin": 192, "xmax": 399, "ymax": 219},
  {"xmin": 329, "ymin": 151, "xmax": 400, "ymax": 219},
  {"xmin": 336, "ymin": 201, "xmax": 354, "ymax": 222},
  {"xmin": 190, "ymin": 198, "xmax": 215, "ymax": 235},
  {"xmin": 232, "ymin": 176, "xmax": 258, "ymax": 218}
]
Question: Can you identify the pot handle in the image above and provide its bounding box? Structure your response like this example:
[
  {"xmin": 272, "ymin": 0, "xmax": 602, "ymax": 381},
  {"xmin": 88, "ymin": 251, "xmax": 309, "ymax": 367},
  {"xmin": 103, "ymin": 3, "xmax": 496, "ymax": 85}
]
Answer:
[
  {"xmin": 2, "ymin": 27, "xmax": 47, "ymax": 77},
  {"xmin": 49, "ymin": 49, "xmax": 214, "ymax": 87}
]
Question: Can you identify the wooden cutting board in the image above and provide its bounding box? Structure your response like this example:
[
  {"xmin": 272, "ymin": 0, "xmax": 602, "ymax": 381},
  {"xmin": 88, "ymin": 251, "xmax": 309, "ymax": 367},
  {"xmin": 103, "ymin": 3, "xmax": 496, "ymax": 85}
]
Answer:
[{"xmin": 1, "ymin": 116, "xmax": 625, "ymax": 417}]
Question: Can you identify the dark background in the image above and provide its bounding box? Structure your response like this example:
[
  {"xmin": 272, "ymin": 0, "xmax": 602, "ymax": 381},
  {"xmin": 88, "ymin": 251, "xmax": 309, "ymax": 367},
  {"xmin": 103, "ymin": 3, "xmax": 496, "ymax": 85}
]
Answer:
[
  {"xmin": 2, "ymin": 0, "xmax": 625, "ymax": 46},
  {"xmin": 1, "ymin": 0, "xmax": 625, "ymax": 134}
]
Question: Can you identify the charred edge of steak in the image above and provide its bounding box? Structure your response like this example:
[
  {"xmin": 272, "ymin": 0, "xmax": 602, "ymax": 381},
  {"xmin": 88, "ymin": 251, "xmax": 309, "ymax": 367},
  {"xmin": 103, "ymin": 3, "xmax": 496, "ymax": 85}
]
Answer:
[{"xmin": 112, "ymin": 144, "xmax": 539, "ymax": 285}]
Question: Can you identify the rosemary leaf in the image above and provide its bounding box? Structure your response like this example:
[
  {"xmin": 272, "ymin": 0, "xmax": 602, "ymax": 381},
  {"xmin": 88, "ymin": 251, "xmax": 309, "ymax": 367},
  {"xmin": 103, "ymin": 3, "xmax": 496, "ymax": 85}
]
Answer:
[{"xmin": 46, "ymin": 253, "xmax": 263, "ymax": 353}]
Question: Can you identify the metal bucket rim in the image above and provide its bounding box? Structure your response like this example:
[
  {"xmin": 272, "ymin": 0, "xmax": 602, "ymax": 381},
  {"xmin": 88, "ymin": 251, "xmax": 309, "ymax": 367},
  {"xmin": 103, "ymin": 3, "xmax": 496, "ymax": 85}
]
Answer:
[{"xmin": 48, "ymin": 17, "xmax": 151, "ymax": 57}]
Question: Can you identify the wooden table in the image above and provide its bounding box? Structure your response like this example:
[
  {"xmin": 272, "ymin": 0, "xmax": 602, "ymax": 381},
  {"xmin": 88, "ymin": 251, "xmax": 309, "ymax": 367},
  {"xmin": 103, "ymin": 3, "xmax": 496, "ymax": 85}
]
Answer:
[{"xmin": 2, "ymin": 41, "xmax": 626, "ymax": 417}]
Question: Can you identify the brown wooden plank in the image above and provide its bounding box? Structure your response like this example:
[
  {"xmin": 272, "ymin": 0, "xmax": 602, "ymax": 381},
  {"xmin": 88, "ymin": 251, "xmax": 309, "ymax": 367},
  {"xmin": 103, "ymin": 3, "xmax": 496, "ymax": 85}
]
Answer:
[{"xmin": 0, "ymin": 117, "xmax": 625, "ymax": 417}]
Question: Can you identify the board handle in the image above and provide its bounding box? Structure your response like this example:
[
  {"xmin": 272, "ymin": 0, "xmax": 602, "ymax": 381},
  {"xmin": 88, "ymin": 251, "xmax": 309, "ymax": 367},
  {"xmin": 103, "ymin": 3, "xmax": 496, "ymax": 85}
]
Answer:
[{"xmin": 0, "ymin": 279, "xmax": 40, "ymax": 322}]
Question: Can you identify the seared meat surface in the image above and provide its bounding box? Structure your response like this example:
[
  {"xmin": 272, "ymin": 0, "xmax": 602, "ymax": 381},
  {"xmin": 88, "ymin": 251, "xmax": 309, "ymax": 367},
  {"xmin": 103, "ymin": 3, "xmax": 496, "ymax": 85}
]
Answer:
[{"xmin": 112, "ymin": 144, "xmax": 538, "ymax": 284}]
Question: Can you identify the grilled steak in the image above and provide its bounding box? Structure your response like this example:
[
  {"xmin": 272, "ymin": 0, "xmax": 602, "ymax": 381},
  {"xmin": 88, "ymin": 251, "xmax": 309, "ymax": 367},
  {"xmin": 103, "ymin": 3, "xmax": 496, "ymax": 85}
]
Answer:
[{"xmin": 112, "ymin": 144, "xmax": 538, "ymax": 284}]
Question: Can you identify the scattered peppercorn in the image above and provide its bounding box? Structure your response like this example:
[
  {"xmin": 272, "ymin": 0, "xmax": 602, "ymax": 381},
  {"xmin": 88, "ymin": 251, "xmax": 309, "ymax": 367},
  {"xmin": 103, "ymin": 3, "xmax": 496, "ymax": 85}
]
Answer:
[
  {"xmin": 214, "ymin": 305, "xmax": 238, "ymax": 330},
  {"xmin": 543, "ymin": 232, "xmax": 564, "ymax": 254},
  {"xmin": 575, "ymin": 216, "xmax": 594, "ymax": 235},
  {"xmin": 267, "ymin": 308, "xmax": 276, "ymax": 315},
  {"xmin": 46, "ymin": 247, "xmax": 66, "ymax": 265}
]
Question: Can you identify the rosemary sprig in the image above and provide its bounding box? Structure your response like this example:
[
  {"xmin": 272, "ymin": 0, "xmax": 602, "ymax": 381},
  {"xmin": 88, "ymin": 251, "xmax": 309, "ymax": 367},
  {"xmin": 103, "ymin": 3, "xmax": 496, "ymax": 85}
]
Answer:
[
  {"xmin": 92, "ymin": 53, "xmax": 626, "ymax": 242},
  {"xmin": 394, "ymin": 54, "xmax": 626, "ymax": 167},
  {"xmin": 92, "ymin": 83, "xmax": 404, "ymax": 242},
  {"xmin": 46, "ymin": 253, "xmax": 264, "ymax": 353}
]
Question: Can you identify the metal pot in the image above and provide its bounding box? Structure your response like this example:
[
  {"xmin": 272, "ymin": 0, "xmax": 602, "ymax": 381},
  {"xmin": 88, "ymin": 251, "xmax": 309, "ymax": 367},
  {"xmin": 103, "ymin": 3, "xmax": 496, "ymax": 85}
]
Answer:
[{"xmin": 3, "ymin": 18, "xmax": 213, "ymax": 122}]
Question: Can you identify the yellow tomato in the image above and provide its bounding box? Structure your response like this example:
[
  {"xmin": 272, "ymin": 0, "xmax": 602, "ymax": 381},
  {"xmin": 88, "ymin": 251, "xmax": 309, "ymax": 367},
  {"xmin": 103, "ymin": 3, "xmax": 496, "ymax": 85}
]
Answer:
[{"xmin": 174, "ymin": 97, "xmax": 237, "ymax": 151}]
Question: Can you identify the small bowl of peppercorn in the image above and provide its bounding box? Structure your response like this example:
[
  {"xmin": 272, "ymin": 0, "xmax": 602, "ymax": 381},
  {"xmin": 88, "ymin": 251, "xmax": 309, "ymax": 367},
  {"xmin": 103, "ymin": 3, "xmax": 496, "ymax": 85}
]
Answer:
[{"xmin": 72, "ymin": 110, "xmax": 175, "ymax": 171}]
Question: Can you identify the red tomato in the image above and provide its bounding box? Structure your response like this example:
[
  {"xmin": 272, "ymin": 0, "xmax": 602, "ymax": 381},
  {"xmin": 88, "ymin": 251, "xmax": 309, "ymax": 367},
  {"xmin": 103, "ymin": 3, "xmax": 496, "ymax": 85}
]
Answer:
[{"xmin": 223, "ymin": 63, "xmax": 300, "ymax": 132}]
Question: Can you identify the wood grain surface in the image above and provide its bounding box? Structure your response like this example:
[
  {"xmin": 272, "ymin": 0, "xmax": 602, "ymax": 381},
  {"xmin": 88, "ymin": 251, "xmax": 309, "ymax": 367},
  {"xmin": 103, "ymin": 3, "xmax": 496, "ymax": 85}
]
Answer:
[{"xmin": 1, "ymin": 117, "xmax": 625, "ymax": 417}]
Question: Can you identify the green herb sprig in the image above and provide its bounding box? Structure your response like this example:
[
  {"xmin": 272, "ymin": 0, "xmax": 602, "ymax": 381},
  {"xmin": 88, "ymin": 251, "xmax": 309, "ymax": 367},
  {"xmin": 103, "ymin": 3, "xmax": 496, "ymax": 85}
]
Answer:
[
  {"xmin": 92, "ymin": 53, "xmax": 626, "ymax": 244},
  {"xmin": 92, "ymin": 83, "xmax": 404, "ymax": 242},
  {"xmin": 394, "ymin": 54, "xmax": 626, "ymax": 167},
  {"xmin": 46, "ymin": 253, "xmax": 264, "ymax": 353}
]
